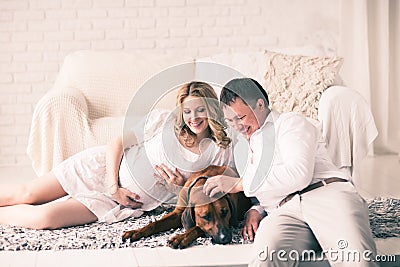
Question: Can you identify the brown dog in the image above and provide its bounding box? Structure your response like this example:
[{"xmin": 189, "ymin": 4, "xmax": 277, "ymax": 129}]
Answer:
[{"xmin": 122, "ymin": 165, "xmax": 252, "ymax": 249}]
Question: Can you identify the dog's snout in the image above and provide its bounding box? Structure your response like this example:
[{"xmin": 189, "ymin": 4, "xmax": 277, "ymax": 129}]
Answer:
[{"xmin": 213, "ymin": 226, "xmax": 232, "ymax": 244}]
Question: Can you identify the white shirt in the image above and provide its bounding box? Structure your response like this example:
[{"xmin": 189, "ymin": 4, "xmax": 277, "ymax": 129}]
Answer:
[{"xmin": 234, "ymin": 110, "xmax": 350, "ymax": 213}]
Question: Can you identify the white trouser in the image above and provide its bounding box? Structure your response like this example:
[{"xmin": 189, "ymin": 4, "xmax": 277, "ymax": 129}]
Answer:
[{"xmin": 249, "ymin": 182, "xmax": 378, "ymax": 267}]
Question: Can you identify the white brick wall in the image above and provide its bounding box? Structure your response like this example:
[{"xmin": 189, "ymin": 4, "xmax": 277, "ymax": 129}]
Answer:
[{"xmin": 0, "ymin": 0, "xmax": 339, "ymax": 167}]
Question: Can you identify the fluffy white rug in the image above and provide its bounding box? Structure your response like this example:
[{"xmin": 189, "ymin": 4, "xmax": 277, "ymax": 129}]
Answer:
[{"xmin": 0, "ymin": 197, "xmax": 398, "ymax": 251}]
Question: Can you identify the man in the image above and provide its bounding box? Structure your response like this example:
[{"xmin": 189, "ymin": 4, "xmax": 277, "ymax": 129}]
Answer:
[{"xmin": 203, "ymin": 78, "xmax": 377, "ymax": 266}]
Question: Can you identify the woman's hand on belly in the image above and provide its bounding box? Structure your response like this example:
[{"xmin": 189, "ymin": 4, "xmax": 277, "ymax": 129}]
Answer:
[
  {"xmin": 153, "ymin": 164, "xmax": 185, "ymax": 195},
  {"xmin": 154, "ymin": 164, "xmax": 185, "ymax": 186},
  {"xmin": 111, "ymin": 187, "xmax": 143, "ymax": 209}
]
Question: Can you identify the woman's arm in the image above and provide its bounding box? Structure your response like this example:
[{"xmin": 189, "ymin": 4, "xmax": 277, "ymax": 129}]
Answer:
[
  {"xmin": 106, "ymin": 133, "xmax": 142, "ymax": 208},
  {"xmin": 106, "ymin": 135, "xmax": 123, "ymax": 194}
]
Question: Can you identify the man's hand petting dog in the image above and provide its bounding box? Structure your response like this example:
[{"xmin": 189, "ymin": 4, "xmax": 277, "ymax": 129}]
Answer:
[{"xmin": 203, "ymin": 175, "xmax": 243, "ymax": 197}]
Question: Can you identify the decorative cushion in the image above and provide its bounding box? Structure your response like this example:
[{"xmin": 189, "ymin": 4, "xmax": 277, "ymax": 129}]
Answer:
[{"xmin": 263, "ymin": 50, "xmax": 343, "ymax": 119}]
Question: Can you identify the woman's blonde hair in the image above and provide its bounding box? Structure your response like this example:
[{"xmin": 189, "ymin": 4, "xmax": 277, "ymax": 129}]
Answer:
[{"xmin": 174, "ymin": 81, "xmax": 231, "ymax": 149}]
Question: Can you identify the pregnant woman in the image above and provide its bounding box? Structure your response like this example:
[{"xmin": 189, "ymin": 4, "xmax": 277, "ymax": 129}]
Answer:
[{"xmin": 0, "ymin": 81, "xmax": 235, "ymax": 229}]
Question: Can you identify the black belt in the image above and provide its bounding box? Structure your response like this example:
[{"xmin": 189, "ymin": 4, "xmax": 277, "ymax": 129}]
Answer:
[{"xmin": 279, "ymin": 177, "xmax": 348, "ymax": 207}]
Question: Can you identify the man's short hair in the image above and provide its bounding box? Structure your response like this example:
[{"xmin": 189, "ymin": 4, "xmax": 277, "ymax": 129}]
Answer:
[{"xmin": 220, "ymin": 78, "xmax": 269, "ymax": 108}]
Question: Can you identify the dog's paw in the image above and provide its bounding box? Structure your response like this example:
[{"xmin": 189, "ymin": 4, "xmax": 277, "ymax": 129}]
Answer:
[
  {"xmin": 122, "ymin": 229, "xmax": 142, "ymax": 242},
  {"xmin": 168, "ymin": 233, "xmax": 192, "ymax": 249}
]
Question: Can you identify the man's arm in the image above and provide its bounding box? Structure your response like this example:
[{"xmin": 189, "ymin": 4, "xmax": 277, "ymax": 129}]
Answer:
[{"xmin": 261, "ymin": 113, "xmax": 319, "ymax": 196}]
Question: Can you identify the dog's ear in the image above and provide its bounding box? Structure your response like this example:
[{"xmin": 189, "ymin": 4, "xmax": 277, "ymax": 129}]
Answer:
[
  {"xmin": 227, "ymin": 195, "xmax": 238, "ymax": 227},
  {"xmin": 181, "ymin": 207, "xmax": 195, "ymax": 230}
]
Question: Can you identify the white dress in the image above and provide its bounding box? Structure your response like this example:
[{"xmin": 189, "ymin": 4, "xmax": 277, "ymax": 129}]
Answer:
[{"xmin": 53, "ymin": 111, "xmax": 234, "ymax": 223}]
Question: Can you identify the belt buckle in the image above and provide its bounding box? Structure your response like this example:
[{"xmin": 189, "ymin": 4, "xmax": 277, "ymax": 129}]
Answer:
[{"xmin": 279, "ymin": 192, "xmax": 298, "ymax": 207}]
